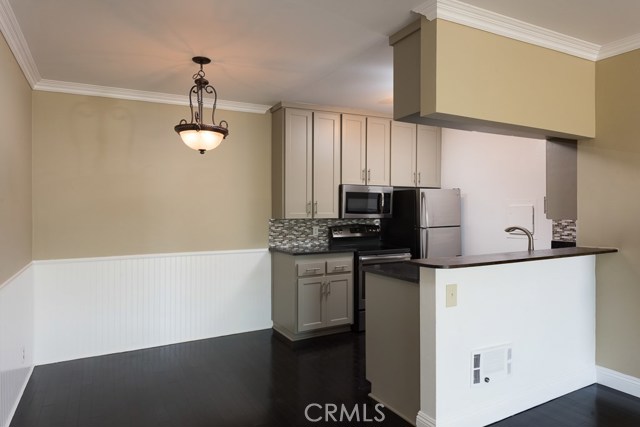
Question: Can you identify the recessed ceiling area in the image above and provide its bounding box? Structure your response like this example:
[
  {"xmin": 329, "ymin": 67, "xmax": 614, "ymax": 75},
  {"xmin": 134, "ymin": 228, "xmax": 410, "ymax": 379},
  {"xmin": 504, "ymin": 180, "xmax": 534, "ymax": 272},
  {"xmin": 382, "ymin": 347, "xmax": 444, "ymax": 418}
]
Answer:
[{"xmin": 3, "ymin": 0, "xmax": 640, "ymax": 114}]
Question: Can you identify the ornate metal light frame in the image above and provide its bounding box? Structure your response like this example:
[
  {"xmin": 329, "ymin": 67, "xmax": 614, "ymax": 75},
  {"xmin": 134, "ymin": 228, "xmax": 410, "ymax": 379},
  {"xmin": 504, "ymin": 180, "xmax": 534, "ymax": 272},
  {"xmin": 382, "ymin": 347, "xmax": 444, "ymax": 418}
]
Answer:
[{"xmin": 174, "ymin": 56, "xmax": 229, "ymax": 154}]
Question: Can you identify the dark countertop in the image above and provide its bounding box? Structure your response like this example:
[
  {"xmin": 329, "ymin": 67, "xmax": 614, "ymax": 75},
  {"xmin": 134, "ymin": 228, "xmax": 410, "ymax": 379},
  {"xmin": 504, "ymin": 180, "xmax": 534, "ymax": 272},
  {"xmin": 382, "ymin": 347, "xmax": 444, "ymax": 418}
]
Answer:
[
  {"xmin": 410, "ymin": 247, "xmax": 618, "ymax": 269},
  {"xmin": 269, "ymin": 246, "xmax": 356, "ymax": 256},
  {"xmin": 363, "ymin": 262, "xmax": 419, "ymax": 284}
]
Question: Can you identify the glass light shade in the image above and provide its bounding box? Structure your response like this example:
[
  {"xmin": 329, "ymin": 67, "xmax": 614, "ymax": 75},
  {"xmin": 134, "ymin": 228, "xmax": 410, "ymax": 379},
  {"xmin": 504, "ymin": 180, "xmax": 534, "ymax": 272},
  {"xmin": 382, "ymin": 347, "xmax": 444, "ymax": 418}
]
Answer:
[
  {"xmin": 174, "ymin": 57, "xmax": 229, "ymax": 154},
  {"xmin": 179, "ymin": 129, "xmax": 224, "ymax": 152}
]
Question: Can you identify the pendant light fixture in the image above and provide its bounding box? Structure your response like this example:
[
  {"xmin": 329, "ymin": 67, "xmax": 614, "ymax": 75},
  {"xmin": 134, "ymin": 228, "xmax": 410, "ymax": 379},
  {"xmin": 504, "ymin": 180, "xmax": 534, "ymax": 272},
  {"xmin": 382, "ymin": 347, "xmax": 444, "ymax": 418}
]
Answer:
[{"xmin": 174, "ymin": 56, "xmax": 229, "ymax": 154}]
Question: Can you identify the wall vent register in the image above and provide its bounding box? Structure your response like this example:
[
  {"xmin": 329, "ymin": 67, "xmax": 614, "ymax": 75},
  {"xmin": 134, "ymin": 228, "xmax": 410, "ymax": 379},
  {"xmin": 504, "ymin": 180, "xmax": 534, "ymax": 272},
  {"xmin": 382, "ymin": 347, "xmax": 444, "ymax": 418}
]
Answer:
[{"xmin": 471, "ymin": 344, "xmax": 513, "ymax": 386}]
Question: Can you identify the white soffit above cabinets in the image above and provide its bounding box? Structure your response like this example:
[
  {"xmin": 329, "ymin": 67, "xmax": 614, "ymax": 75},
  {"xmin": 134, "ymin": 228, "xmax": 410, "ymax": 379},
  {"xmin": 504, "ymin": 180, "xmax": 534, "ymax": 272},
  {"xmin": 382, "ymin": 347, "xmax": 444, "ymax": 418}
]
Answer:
[{"xmin": 414, "ymin": 0, "xmax": 640, "ymax": 61}]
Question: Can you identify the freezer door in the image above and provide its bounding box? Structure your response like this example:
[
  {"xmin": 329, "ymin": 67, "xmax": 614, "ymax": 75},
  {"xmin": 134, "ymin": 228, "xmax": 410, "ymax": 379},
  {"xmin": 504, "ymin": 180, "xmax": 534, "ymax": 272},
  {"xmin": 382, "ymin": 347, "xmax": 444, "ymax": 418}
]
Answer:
[
  {"xmin": 420, "ymin": 227, "xmax": 462, "ymax": 258},
  {"xmin": 420, "ymin": 188, "xmax": 461, "ymax": 228}
]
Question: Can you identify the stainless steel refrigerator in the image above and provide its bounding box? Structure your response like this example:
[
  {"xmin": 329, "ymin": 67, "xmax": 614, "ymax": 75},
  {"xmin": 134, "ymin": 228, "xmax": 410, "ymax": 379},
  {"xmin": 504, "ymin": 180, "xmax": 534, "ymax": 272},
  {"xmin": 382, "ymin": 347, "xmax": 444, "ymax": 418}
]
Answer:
[{"xmin": 382, "ymin": 188, "xmax": 462, "ymax": 259}]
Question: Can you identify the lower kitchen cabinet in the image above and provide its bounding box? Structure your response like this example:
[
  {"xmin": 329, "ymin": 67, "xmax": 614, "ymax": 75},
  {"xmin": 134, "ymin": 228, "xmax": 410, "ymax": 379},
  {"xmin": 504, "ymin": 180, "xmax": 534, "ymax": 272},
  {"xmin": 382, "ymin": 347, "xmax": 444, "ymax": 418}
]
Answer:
[
  {"xmin": 297, "ymin": 273, "xmax": 352, "ymax": 332},
  {"xmin": 272, "ymin": 251, "xmax": 353, "ymax": 341}
]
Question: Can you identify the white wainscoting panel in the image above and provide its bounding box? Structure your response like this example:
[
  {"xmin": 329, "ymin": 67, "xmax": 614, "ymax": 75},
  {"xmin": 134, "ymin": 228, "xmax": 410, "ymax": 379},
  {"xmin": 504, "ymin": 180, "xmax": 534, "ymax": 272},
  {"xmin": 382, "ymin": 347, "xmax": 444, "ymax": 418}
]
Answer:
[
  {"xmin": 0, "ymin": 264, "xmax": 34, "ymax": 427},
  {"xmin": 33, "ymin": 250, "xmax": 272, "ymax": 365}
]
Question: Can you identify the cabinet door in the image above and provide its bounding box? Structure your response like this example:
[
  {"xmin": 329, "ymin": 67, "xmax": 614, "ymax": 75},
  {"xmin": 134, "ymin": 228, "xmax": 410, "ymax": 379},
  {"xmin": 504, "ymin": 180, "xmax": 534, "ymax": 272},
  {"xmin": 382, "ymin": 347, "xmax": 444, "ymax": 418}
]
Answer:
[
  {"xmin": 341, "ymin": 114, "xmax": 366, "ymax": 185},
  {"xmin": 390, "ymin": 121, "xmax": 417, "ymax": 187},
  {"xmin": 416, "ymin": 125, "xmax": 441, "ymax": 188},
  {"xmin": 297, "ymin": 277, "xmax": 325, "ymax": 332},
  {"xmin": 366, "ymin": 117, "xmax": 391, "ymax": 185},
  {"xmin": 284, "ymin": 109, "xmax": 313, "ymax": 218},
  {"xmin": 324, "ymin": 274, "xmax": 352, "ymax": 327},
  {"xmin": 313, "ymin": 112, "xmax": 341, "ymax": 218}
]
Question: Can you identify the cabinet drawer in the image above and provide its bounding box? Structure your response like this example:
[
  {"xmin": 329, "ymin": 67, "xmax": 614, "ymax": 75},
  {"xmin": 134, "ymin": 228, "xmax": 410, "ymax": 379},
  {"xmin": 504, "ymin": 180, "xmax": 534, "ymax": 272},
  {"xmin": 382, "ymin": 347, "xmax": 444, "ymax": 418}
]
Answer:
[
  {"xmin": 297, "ymin": 261, "xmax": 326, "ymax": 277},
  {"xmin": 326, "ymin": 258, "xmax": 353, "ymax": 274}
]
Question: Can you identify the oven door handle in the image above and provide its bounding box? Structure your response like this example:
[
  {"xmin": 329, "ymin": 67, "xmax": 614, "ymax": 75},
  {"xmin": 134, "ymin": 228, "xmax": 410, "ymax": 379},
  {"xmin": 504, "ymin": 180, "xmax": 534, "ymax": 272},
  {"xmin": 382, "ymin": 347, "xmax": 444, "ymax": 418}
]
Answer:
[{"xmin": 359, "ymin": 253, "xmax": 411, "ymax": 263}]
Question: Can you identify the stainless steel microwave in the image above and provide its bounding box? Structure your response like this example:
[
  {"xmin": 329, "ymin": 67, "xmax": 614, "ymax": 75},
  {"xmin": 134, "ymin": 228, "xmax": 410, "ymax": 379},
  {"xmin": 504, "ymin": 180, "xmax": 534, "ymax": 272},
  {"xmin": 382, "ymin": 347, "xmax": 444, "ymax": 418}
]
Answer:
[{"xmin": 339, "ymin": 184, "xmax": 393, "ymax": 219}]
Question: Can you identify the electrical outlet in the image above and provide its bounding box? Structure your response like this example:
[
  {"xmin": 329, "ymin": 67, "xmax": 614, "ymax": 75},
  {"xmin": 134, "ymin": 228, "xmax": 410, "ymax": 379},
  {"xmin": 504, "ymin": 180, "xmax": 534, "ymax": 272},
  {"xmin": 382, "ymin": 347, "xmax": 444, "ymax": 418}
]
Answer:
[
  {"xmin": 21, "ymin": 346, "xmax": 25, "ymax": 363},
  {"xmin": 312, "ymin": 226, "xmax": 319, "ymax": 237},
  {"xmin": 446, "ymin": 284, "xmax": 457, "ymax": 307}
]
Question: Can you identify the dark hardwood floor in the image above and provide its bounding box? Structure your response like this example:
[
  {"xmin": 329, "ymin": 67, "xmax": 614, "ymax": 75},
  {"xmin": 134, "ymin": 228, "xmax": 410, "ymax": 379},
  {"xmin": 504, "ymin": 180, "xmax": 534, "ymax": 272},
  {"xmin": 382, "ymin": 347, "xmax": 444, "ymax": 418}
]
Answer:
[{"xmin": 10, "ymin": 329, "xmax": 640, "ymax": 427}]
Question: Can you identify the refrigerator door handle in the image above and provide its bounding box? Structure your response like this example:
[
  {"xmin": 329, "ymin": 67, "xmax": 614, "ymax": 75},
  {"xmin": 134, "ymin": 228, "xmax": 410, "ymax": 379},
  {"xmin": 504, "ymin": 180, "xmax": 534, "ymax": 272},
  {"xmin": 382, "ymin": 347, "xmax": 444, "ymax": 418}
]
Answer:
[
  {"xmin": 420, "ymin": 228, "xmax": 428, "ymax": 259},
  {"xmin": 420, "ymin": 191, "xmax": 429, "ymax": 228}
]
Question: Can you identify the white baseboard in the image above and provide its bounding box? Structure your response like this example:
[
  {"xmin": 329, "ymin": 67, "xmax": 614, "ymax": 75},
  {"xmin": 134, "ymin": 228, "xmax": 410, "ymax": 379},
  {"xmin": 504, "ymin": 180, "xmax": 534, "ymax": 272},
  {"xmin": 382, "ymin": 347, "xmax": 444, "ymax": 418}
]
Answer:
[
  {"xmin": 597, "ymin": 366, "xmax": 640, "ymax": 399},
  {"xmin": 415, "ymin": 367, "xmax": 639, "ymax": 427},
  {"xmin": 416, "ymin": 411, "xmax": 436, "ymax": 427},
  {"xmin": 421, "ymin": 367, "xmax": 595, "ymax": 427}
]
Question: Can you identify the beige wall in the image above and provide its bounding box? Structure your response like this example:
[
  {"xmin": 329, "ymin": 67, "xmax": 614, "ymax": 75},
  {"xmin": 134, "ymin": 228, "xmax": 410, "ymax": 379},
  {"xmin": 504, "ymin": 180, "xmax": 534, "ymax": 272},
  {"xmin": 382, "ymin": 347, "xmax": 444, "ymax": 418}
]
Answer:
[
  {"xmin": 32, "ymin": 92, "xmax": 271, "ymax": 259},
  {"xmin": 0, "ymin": 33, "xmax": 32, "ymax": 283},
  {"xmin": 579, "ymin": 50, "xmax": 640, "ymax": 378},
  {"xmin": 391, "ymin": 18, "xmax": 596, "ymax": 139}
]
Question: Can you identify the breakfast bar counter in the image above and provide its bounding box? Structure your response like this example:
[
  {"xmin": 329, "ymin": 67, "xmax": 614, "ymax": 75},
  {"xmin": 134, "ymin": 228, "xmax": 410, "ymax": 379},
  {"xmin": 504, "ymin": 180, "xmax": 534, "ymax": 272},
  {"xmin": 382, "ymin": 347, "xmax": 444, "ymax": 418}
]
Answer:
[
  {"xmin": 410, "ymin": 246, "xmax": 617, "ymax": 269},
  {"xmin": 365, "ymin": 246, "xmax": 618, "ymax": 427}
]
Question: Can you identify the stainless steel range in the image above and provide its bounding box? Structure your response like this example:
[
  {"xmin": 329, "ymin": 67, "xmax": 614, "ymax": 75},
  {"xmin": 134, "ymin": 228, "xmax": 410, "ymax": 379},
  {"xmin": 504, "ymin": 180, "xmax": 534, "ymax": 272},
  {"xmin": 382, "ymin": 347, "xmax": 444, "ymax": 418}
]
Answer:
[{"xmin": 328, "ymin": 224, "xmax": 411, "ymax": 332}]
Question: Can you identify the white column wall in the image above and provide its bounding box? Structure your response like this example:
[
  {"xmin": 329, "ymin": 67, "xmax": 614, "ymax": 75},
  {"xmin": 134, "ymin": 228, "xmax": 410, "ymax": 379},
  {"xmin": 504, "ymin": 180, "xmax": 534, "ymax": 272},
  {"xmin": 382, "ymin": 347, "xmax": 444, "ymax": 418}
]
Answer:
[{"xmin": 418, "ymin": 256, "xmax": 596, "ymax": 427}]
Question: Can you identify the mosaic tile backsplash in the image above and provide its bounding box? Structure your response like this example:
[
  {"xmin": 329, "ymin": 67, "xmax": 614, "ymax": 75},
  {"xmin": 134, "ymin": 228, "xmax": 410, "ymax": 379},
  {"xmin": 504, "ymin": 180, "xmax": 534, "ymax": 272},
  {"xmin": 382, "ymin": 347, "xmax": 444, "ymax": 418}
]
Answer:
[
  {"xmin": 269, "ymin": 218, "xmax": 379, "ymax": 250},
  {"xmin": 271, "ymin": 218, "xmax": 577, "ymax": 247},
  {"xmin": 552, "ymin": 219, "xmax": 577, "ymax": 242}
]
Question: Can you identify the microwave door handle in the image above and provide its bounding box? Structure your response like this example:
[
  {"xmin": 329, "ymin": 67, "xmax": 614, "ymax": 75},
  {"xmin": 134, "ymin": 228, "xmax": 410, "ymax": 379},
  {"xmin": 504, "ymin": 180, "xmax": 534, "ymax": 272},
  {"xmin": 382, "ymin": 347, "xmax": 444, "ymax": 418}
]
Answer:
[{"xmin": 379, "ymin": 192, "xmax": 384, "ymax": 213}]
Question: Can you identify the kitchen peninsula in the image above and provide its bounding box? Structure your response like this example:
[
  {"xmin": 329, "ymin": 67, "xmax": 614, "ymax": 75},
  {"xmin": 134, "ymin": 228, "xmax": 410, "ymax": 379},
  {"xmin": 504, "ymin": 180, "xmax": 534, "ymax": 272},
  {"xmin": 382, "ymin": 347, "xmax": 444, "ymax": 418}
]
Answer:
[{"xmin": 365, "ymin": 247, "xmax": 617, "ymax": 427}]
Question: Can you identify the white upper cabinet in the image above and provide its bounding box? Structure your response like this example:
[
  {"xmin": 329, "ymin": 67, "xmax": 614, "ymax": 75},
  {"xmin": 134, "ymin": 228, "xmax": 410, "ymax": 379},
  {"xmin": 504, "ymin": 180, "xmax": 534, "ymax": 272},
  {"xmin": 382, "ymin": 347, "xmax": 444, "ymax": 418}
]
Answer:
[
  {"xmin": 313, "ymin": 112, "xmax": 341, "ymax": 218},
  {"xmin": 416, "ymin": 125, "xmax": 441, "ymax": 188},
  {"xmin": 272, "ymin": 107, "xmax": 341, "ymax": 219},
  {"xmin": 390, "ymin": 121, "xmax": 417, "ymax": 187},
  {"xmin": 390, "ymin": 122, "xmax": 441, "ymax": 188},
  {"xmin": 283, "ymin": 109, "xmax": 313, "ymax": 218},
  {"xmin": 341, "ymin": 114, "xmax": 390, "ymax": 186},
  {"xmin": 366, "ymin": 117, "xmax": 391, "ymax": 185},
  {"xmin": 341, "ymin": 114, "xmax": 367, "ymax": 185}
]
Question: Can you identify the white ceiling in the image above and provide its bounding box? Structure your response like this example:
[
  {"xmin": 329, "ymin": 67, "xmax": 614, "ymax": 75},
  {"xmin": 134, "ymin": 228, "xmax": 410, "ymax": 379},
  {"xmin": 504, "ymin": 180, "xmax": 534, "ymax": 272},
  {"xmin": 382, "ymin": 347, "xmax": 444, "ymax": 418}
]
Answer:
[{"xmin": 3, "ymin": 0, "xmax": 640, "ymax": 115}]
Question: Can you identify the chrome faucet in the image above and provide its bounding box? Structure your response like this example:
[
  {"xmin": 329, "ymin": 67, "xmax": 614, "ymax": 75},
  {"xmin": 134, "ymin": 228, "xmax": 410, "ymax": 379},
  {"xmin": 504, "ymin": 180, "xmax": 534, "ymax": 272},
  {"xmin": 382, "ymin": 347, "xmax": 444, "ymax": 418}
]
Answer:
[{"xmin": 505, "ymin": 226, "xmax": 534, "ymax": 251}]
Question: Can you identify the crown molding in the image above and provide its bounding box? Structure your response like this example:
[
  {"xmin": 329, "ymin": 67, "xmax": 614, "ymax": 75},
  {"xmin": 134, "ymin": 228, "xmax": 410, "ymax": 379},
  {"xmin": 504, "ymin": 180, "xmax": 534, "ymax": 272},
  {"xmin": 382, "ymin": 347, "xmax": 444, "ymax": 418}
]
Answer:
[
  {"xmin": 34, "ymin": 79, "xmax": 271, "ymax": 114},
  {"xmin": 1, "ymin": 0, "xmax": 269, "ymax": 114},
  {"xmin": 598, "ymin": 33, "xmax": 640, "ymax": 61},
  {"xmin": 0, "ymin": 0, "xmax": 40, "ymax": 86},
  {"xmin": 413, "ymin": 0, "xmax": 601, "ymax": 61}
]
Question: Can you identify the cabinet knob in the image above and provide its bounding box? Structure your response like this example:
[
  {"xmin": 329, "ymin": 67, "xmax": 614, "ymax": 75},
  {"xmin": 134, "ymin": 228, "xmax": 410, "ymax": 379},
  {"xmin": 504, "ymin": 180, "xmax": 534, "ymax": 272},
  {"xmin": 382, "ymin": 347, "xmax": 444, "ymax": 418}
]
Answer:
[
  {"xmin": 418, "ymin": 172, "xmax": 421, "ymax": 185},
  {"xmin": 306, "ymin": 201, "xmax": 311, "ymax": 215},
  {"xmin": 367, "ymin": 169, "xmax": 371, "ymax": 182},
  {"xmin": 413, "ymin": 172, "xmax": 416, "ymax": 185},
  {"xmin": 314, "ymin": 201, "xmax": 318, "ymax": 214}
]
